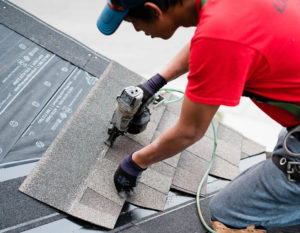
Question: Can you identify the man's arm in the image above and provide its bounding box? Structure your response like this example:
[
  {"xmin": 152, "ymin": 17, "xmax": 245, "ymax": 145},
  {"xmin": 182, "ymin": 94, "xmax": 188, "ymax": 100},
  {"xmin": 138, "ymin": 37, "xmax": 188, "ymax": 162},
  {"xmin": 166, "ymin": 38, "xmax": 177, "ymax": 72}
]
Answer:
[
  {"xmin": 159, "ymin": 41, "xmax": 190, "ymax": 82},
  {"xmin": 113, "ymin": 42, "xmax": 217, "ymax": 196},
  {"xmin": 135, "ymin": 42, "xmax": 191, "ymax": 108},
  {"xmin": 132, "ymin": 95, "xmax": 219, "ymax": 168}
]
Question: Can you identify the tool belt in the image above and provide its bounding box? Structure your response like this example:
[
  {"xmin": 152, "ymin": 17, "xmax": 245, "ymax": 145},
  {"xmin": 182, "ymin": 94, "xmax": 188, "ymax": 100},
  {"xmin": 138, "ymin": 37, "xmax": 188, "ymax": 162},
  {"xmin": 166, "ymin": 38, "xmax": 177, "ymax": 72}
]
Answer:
[
  {"xmin": 243, "ymin": 91, "xmax": 300, "ymax": 181},
  {"xmin": 272, "ymin": 124, "xmax": 300, "ymax": 182},
  {"xmin": 283, "ymin": 124, "xmax": 300, "ymax": 157},
  {"xmin": 272, "ymin": 154, "xmax": 300, "ymax": 182}
]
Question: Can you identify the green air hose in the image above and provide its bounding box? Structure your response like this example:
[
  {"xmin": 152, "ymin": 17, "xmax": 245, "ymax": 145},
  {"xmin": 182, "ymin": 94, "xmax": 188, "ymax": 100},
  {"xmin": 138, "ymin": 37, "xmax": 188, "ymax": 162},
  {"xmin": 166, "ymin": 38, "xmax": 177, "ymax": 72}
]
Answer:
[
  {"xmin": 196, "ymin": 121, "xmax": 218, "ymax": 233},
  {"xmin": 159, "ymin": 88, "xmax": 185, "ymax": 104},
  {"xmin": 159, "ymin": 88, "xmax": 218, "ymax": 233}
]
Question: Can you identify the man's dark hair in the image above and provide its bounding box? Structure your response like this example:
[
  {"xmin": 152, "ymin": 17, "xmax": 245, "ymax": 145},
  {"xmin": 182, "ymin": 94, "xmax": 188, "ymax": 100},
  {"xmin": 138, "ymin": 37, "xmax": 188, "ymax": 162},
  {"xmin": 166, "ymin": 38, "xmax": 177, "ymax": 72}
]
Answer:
[{"xmin": 127, "ymin": 0, "xmax": 182, "ymax": 21}]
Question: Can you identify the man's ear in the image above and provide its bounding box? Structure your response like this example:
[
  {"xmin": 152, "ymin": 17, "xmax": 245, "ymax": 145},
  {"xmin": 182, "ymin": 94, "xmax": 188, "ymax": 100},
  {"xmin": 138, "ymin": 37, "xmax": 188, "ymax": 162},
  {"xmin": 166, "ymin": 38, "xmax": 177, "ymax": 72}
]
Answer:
[{"xmin": 144, "ymin": 2, "xmax": 163, "ymax": 18}]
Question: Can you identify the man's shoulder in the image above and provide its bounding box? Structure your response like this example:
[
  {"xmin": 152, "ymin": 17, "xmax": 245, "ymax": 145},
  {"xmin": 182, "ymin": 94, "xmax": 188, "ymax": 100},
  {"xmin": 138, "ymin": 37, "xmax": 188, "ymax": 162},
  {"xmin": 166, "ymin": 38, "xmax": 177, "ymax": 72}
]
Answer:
[{"xmin": 195, "ymin": 0, "xmax": 274, "ymax": 41}]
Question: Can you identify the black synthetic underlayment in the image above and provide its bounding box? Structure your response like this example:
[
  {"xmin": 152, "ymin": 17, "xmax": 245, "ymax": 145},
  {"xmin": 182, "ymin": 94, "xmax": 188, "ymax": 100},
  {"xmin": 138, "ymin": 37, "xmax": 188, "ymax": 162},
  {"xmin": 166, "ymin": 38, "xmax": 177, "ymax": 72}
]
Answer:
[
  {"xmin": 0, "ymin": 17, "xmax": 106, "ymax": 231},
  {"xmin": 0, "ymin": 24, "xmax": 101, "ymax": 165},
  {"xmin": 0, "ymin": 1, "xmax": 110, "ymax": 78}
]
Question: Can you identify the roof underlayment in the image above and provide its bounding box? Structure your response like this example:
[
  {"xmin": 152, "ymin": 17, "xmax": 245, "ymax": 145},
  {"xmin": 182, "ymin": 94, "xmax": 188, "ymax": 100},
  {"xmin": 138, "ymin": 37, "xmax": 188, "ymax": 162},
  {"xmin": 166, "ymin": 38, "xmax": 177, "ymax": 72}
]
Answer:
[{"xmin": 5, "ymin": 1, "xmax": 299, "ymax": 233}]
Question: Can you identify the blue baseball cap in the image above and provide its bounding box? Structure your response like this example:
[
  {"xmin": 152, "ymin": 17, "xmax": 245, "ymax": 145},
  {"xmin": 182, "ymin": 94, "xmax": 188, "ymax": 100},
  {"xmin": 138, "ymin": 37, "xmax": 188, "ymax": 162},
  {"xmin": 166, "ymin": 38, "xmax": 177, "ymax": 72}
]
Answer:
[{"xmin": 97, "ymin": 0, "xmax": 146, "ymax": 35}]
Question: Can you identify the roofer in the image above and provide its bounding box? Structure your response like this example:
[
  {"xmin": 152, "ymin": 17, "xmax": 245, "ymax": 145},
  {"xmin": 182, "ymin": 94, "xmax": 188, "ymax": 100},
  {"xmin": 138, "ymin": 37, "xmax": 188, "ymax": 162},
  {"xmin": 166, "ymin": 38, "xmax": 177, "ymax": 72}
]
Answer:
[{"xmin": 97, "ymin": 0, "xmax": 300, "ymax": 232}]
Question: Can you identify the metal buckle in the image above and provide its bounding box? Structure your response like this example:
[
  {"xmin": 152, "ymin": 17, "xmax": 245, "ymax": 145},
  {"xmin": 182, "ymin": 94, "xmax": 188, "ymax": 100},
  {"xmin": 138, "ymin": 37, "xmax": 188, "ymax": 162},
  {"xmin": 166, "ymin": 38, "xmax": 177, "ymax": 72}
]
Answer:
[
  {"xmin": 283, "ymin": 125, "xmax": 300, "ymax": 157},
  {"xmin": 286, "ymin": 161, "xmax": 300, "ymax": 182}
]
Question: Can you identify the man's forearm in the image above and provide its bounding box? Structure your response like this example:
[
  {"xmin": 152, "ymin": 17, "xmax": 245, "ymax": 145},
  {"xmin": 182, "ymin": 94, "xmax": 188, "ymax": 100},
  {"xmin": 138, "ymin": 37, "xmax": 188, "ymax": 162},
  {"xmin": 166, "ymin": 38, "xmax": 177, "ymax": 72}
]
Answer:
[
  {"xmin": 160, "ymin": 42, "xmax": 190, "ymax": 82},
  {"xmin": 132, "ymin": 96, "xmax": 219, "ymax": 168},
  {"xmin": 132, "ymin": 121, "xmax": 202, "ymax": 168}
]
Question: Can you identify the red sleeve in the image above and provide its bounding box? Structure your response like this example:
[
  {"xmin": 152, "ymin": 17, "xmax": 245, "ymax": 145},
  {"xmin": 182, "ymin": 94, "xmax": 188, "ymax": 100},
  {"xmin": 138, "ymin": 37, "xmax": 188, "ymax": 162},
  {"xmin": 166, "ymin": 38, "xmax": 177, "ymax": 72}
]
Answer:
[{"xmin": 186, "ymin": 37, "xmax": 260, "ymax": 106}]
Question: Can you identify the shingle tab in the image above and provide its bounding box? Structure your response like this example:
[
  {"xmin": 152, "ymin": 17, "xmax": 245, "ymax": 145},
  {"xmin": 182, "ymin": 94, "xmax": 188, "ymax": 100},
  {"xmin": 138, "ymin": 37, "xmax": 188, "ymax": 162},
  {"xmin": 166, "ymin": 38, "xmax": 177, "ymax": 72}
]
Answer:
[
  {"xmin": 86, "ymin": 158, "xmax": 124, "ymax": 206},
  {"xmin": 157, "ymin": 109, "xmax": 179, "ymax": 133},
  {"xmin": 156, "ymin": 102, "xmax": 241, "ymax": 193},
  {"xmin": 126, "ymin": 183, "xmax": 168, "ymax": 211},
  {"xmin": 210, "ymin": 157, "xmax": 240, "ymax": 180},
  {"xmin": 163, "ymin": 153, "xmax": 181, "ymax": 168},
  {"xmin": 217, "ymin": 123, "xmax": 243, "ymax": 149},
  {"xmin": 216, "ymin": 139, "xmax": 241, "ymax": 166},
  {"xmin": 140, "ymin": 168, "xmax": 173, "ymax": 195},
  {"xmin": 186, "ymin": 135, "xmax": 214, "ymax": 162},
  {"xmin": 241, "ymin": 136, "xmax": 266, "ymax": 159},
  {"xmin": 172, "ymin": 151, "xmax": 208, "ymax": 196},
  {"xmin": 184, "ymin": 128, "xmax": 241, "ymax": 181},
  {"xmin": 150, "ymin": 161, "xmax": 176, "ymax": 177}
]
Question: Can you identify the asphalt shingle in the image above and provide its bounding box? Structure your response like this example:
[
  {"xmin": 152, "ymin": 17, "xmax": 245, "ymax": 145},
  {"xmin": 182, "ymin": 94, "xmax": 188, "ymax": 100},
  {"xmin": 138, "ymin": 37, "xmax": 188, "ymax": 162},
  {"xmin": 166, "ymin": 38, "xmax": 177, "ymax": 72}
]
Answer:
[
  {"xmin": 217, "ymin": 123, "xmax": 243, "ymax": 149},
  {"xmin": 156, "ymin": 109, "xmax": 179, "ymax": 133},
  {"xmin": 171, "ymin": 150, "xmax": 208, "ymax": 196},
  {"xmin": 126, "ymin": 183, "xmax": 168, "ymax": 211},
  {"xmin": 210, "ymin": 157, "xmax": 240, "ymax": 180},
  {"xmin": 20, "ymin": 62, "xmax": 145, "ymax": 229},
  {"xmin": 241, "ymin": 136, "xmax": 266, "ymax": 159},
  {"xmin": 105, "ymin": 135, "xmax": 176, "ymax": 211},
  {"xmin": 20, "ymin": 61, "xmax": 178, "ymax": 228}
]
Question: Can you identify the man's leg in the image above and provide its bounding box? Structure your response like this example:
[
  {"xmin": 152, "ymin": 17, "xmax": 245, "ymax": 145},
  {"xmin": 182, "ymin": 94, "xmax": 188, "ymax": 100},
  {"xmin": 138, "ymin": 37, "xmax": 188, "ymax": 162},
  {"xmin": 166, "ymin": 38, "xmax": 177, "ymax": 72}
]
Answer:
[{"xmin": 209, "ymin": 128, "xmax": 300, "ymax": 229}]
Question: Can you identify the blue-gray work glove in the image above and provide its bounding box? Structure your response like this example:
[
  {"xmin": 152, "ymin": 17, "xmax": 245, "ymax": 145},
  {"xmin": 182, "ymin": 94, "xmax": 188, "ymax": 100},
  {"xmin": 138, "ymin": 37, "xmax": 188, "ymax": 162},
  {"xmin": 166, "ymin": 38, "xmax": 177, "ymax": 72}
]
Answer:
[{"xmin": 114, "ymin": 153, "xmax": 146, "ymax": 198}]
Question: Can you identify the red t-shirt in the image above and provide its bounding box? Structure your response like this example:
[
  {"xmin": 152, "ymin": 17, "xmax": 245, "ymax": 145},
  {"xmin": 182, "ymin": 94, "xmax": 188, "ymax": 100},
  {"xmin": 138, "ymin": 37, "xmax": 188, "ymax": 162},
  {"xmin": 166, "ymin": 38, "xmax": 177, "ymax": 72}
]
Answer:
[{"xmin": 186, "ymin": 0, "xmax": 300, "ymax": 127}]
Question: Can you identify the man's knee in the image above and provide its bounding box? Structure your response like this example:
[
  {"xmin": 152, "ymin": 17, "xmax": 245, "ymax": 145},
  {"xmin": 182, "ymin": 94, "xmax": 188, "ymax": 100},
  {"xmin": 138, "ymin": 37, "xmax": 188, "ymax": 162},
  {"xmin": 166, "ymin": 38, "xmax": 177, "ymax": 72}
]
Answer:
[
  {"xmin": 209, "ymin": 190, "xmax": 237, "ymax": 224},
  {"xmin": 209, "ymin": 194, "xmax": 222, "ymax": 221}
]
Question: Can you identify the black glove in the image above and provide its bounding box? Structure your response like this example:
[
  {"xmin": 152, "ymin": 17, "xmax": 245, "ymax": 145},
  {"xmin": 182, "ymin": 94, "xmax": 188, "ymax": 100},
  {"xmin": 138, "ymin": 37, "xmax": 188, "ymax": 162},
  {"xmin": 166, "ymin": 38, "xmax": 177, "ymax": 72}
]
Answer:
[{"xmin": 114, "ymin": 153, "xmax": 146, "ymax": 198}]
